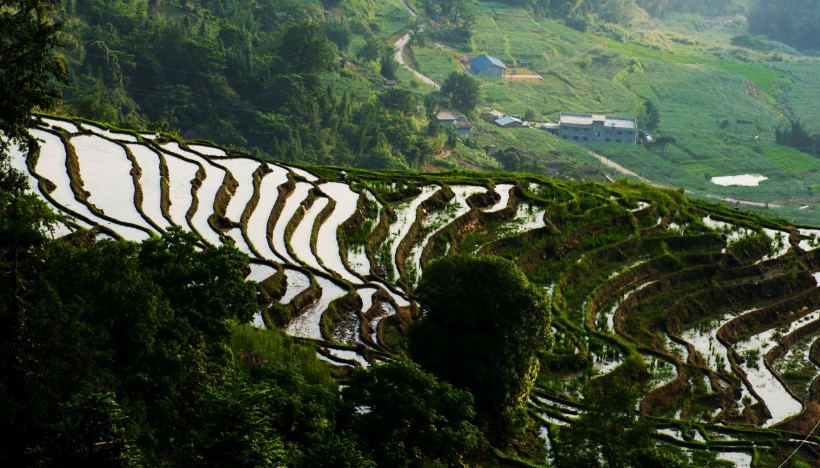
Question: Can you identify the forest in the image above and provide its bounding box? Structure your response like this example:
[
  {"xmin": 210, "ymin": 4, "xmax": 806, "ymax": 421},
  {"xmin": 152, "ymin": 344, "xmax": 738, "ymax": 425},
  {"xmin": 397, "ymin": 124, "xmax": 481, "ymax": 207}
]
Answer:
[
  {"xmin": 747, "ymin": 0, "xmax": 820, "ymax": 50},
  {"xmin": 55, "ymin": 0, "xmax": 440, "ymax": 169}
]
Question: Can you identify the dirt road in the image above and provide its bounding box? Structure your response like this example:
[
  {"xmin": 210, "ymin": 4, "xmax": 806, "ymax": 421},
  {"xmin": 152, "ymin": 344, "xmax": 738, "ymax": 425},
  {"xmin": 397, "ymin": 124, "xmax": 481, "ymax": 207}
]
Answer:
[{"xmin": 394, "ymin": 2, "xmax": 440, "ymax": 89}]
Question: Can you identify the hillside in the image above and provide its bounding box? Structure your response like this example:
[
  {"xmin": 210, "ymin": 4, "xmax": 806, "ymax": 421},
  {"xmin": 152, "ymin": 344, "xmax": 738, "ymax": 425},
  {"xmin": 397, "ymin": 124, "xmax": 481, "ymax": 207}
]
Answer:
[
  {"xmin": 49, "ymin": 0, "xmax": 820, "ymax": 228},
  {"xmin": 10, "ymin": 114, "xmax": 820, "ymax": 466},
  {"xmin": 7, "ymin": 1, "xmax": 820, "ymax": 465},
  {"xmin": 405, "ymin": 1, "xmax": 820, "ymax": 228}
]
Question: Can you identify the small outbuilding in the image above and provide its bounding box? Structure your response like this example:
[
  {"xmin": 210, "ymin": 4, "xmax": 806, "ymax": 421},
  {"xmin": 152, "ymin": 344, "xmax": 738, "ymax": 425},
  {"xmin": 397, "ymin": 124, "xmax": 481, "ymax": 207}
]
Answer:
[
  {"xmin": 468, "ymin": 54, "xmax": 508, "ymax": 77},
  {"xmin": 495, "ymin": 116, "xmax": 523, "ymax": 128},
  {"xmin": 437, "ymin": 110, "xmax": 473, "ymax": 137}
]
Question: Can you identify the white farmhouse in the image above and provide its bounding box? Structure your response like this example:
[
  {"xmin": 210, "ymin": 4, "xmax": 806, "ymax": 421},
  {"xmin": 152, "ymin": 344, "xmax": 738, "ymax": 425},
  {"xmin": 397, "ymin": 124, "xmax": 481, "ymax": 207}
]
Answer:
[{"xmin": 558, "ymin": 113, "xmax": 637, "ymax": 144}]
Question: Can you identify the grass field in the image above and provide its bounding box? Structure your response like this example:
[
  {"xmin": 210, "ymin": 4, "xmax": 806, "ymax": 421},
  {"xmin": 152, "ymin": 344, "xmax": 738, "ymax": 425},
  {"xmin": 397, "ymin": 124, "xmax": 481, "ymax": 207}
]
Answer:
[{"xmin": 406, "ymin": 2, "xmax": 820, "ymax": 225}]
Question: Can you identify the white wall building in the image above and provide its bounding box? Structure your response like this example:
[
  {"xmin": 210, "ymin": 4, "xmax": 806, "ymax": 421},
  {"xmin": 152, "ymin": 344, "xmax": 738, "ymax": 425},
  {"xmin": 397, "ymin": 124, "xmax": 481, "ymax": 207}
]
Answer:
[{"xmin": 558, "ymin": 113, "xmax": 637, "ymax": 144}]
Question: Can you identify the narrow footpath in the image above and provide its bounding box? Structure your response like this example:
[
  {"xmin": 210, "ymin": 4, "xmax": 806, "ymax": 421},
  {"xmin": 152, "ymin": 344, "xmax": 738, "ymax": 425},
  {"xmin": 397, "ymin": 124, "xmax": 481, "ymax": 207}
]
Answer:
[{"xmin": 394, "ymin": 1, "xmax": 440, "ymax": 89}]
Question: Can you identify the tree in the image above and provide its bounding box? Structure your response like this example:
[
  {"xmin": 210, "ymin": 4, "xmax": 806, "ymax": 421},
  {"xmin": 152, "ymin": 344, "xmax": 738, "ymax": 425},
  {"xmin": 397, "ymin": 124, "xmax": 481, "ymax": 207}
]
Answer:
[
  {"xmin": 0, "ymin": 0, "xmax": 65, "ymax": 157},
  {"xmin": 440, "ymin": 72, "xmax": 480, "ymax": 112},
  {"xmin": 379, "ymin": 51, "xmax": 398, "ymax": 80},
  {"xmin": 747, "ymin": 0, "xmax": 820, "ymax": 50},
  {"xmin": 554, "ymin": 374, "xmax": 688, "ymax": 468},
  {"xmin": 650, "ymin": 136, "xmax": 675, "ymax": 157},
  {"xmin": 409, "ymin": 255, "xmax": 552, "ymax": 436},
  {"xmin": 279, "ymin": 21, "xmax": 336, "ymax": 74},
  {"xmin": 342, "ymin": 358, "xmax": 485, "ymax": 466}
]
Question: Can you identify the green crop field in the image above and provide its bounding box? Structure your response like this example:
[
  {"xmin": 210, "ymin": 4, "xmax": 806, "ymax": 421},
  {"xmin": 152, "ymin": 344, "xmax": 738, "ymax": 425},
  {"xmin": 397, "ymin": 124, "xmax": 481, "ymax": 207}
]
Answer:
[{"xmin": 408, "ymin": 2, "xmax": 820, "ymax": 225}]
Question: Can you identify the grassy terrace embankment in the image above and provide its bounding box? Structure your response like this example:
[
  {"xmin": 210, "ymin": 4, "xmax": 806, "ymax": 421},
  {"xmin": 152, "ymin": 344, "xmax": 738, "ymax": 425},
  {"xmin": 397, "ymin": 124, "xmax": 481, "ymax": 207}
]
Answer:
[{"xmin": 16, "ymin": 116, "xmax": 820, "ymax": 465}]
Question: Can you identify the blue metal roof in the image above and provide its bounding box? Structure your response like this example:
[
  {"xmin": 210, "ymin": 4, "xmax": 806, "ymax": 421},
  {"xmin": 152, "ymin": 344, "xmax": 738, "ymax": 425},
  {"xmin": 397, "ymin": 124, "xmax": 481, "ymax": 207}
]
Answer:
[
  {"xmin": 469, "ymin": 54, "xmax": 507, "ymax": 70},
  {"xmin": 495, "ymin": 116, "xmax": 522, "ymax": 127}
]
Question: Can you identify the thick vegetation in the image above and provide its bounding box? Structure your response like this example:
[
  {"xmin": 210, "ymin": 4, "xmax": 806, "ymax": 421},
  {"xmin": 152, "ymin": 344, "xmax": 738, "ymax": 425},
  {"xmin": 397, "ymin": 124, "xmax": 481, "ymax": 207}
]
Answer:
[
  {"xmin": 410, "ymin": 254, "xmax": 552, "ymax": 436},
  {"xmin": 748, "ymin": 0, "xmax": 820, "ymax": 50},
  {"xmin": 5, "ymin": 0, "xmax": 820, "ymax": 466},
  {"xmin": 0, "ymin": 0, "xmax": 65, "ymax": 153},
  {"xmin": 54, "ymin": 0, "xmax": 437, "ymax": 168}
]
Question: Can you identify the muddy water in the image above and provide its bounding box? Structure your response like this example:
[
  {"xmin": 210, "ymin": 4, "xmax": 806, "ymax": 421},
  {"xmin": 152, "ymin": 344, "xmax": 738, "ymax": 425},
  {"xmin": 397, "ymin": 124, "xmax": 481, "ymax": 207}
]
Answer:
[
  {"xmin": 271, "ymin": 181, "xmax": 311, "ymax": 264},
  {"xmin": 317, "ymin": 182, "xmax": 362, "ymax": 283},
  {"xmin": 41, "ymin": 117, "xmax": 79, "ymax": 133},
  {"xmin": 285, "ymin": 165, "xmax": 319, "ymax": 182},
  {"xmin": 161, "ymin": 151, "xmax": 199, "ymax": 230},
  {"xmin": 291, "ymin": 197, "xmax": 330, "ymax": 272},
  {"xmin": 127, "ymin": 143, "xmax": 173, "ymax": 230},
  {"xmin": 408, "ymin": 185, "xmax": 486, "ymax": 283},
  {"xmin": 160, "ymin": 143, "xmax": 225, "ymax": 246},
  {"xmin": 370, "ymin": 301, "xmax": 397, "ymax": 344},
  {"xmin": 734, "ymin": 311, "xmax": 819, "ymax": 426},
  {"xmin": 225, "ymin": 228, "xmax": 254, "ymax": 256},
  {"xmin": 710, "ymin": 174, "xmax": 767, "ymax": 187},
  {"xmin": 681, "ymin": 313, "xmax": 735, "ymax": 374},
  {"xmin": 221, "ymin": 158, "xmax": 263, "ymax": 222},
  {"xmin": 79, "ymin": 122, "xmax": 138, "ymax": 142},
  {"xmin": 188, "ymin": 144, "xmax": 227, "ymax": 157},
  {"xmin": 318, "ymin": 349, "xmax": 370, "ymax": 368},
  {"xmin": 384, "ymin": 185, "xmax": 440, "ymax": 281},
  {"xmin": 279, "ymin": 268, "xmax": 310, "ymax": 304},
  {"xmin": 702, "ymin": 216, "xmax": 752, "ymax": 243},
  {"xmin": 484, "ymin": 184, "xmax": 513, "ymax": 213},
  {"xmin": 245, "ymin": 164, "xmax": 289, "ymax": 263},
  {"xmin": 29, "ymin": 129, "xmax": 150, "ymax": 241},
  {"xmin": 285, "ymin": 277, "xmax": 347, "ymax": 339},
  {"xmin": 246, "ymin": 263, "xmax": 276, "ymax": 283}
]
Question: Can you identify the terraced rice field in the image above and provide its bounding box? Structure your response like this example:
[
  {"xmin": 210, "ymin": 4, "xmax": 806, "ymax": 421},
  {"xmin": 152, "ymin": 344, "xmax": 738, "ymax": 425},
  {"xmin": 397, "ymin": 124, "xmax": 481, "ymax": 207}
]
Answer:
[{"xmin": 15, "ymin": 117, "xmax": 820, "ymax": 465}]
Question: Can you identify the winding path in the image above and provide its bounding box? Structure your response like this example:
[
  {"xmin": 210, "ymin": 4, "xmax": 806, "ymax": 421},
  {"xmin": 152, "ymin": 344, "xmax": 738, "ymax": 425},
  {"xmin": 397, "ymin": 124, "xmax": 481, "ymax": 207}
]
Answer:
[{"xmin": 394, "ymin": 2, "xmax": 440, "ymax": 89}]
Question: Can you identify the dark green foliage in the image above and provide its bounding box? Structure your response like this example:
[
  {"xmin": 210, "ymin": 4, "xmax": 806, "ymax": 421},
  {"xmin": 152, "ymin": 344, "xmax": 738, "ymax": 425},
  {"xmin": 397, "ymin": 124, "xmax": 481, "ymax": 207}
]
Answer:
[
  {"xmin": 505, "ymin": 0, "xmax": 639, "ymax": 25},
  {"xmin": 440, "ymin": 71, "xmax": 480, "ymax": 112},
  {"xmin": 280, "ymin": 21, "xmax": 337, "ymax": 74},
  {"xmin": 421, "ymin": 0, "xmax": 477, "ymax": 32},
  {"xmin": 380, "ymin": 50, "xmax": 398, "ymax": 80},
  {"xmin": 638, "ymin": 98, "xmax": 660, "ymax": 131},
  {"xmin": 776, "ymin": 120, "xmax": 820, "ymax": 157},
  {"xmin": 325, "ymin": 20, "xmax": 353, "ymax": 51},
  {"xmin": 636, "ymin": 0, "xmax": 747, "ymax": 17},
  {"xmin": 0, "ymin": 224, "xmax": 257, "ymax": 464},
  {"xmin": 554, "ymin": 374, "xmax": 685, "ymax": 468},
  {"xmin": 409, "ymin": 255, "xmax": 552, "ymax": 436},
  {"xmin": 54, "ymin": 0, "xmax": 436, "ymax": 168},
  {"xmin": 138, "ymin": 227, "xmax": 258, "ymax": 342},
  {"xmin": 342, "ymin": 358, "xmax": 485, "ymax": 466},
  {"xmin": 188, "ymin": 379, "xmax": 288, "ymax": 466},
  {"xmin": 0, "ymin": 0, "xmax": 65, "ymax": 155},
  {"xmin": 748, "ymin": 0, "xmax": 820, "ymax": 50},
  {"xmin": 30, "ymin": 392, "xmax": 143, "ymax": 466}
]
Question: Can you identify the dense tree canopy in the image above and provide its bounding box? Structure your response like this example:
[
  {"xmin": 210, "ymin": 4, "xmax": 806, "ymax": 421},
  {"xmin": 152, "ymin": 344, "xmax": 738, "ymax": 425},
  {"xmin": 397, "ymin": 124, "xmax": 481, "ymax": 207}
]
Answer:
[
  {"xmin": 747, "ymin": 0, "xmax": 820, "ymax": 50},
  {"xmin": 342, "ymin": 358, "xmax": 485, "ymax": 466},
  {"xmin": 440, "ymin": 71, "xmax": 480, "ymax": 112},
  {"xmin": 409, "ymin": 255, "xmax": 552, "ymax": 435},
  {"xmin": 0, "ymin": 0, "xmax": 64, "ymax": 155},
  {"xmin": 636, "ymin": 0, "xmax": 748, "ymax": 17}
]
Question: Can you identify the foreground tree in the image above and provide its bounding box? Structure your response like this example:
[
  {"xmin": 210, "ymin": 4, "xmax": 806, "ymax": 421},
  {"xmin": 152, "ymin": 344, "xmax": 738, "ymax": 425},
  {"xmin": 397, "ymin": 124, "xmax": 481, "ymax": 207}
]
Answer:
[
  {"xmin": 342, "ymin": 358, "xmax": 485, "ymax": 466},
  {"xmin": 440, "ymin": 72, "xmax": 480, "ymax": 112},
  {"xmin": 409, "ymin": 255, "xmax": 552, "ymax": 436},
  {"xmin": 554, "ymin": 373, "xmax": 700, "ymax": 468},
  {"xmin": 0, "ymin": 0, "xmax": 65, "ymax": 155}
]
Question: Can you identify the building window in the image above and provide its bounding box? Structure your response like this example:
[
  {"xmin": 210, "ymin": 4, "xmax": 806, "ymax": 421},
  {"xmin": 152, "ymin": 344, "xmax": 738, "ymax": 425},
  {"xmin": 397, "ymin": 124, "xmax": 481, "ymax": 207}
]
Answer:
[
  {"xmin": 606, "ymin": 138, "xmax": 610, "ymax": 142},
  {"xmin": 563, "ymin": 135, "xmax": 567, "ymax": 139},
  {"xmin": 583, "ymin": 136, "xmax": 588, "ymax": 141},
  {"xmin": 573, "ymin": 136, "xmax": 578, "ymax": 140},
  {"xmin": 617, "ymin": 131, "xmax": 622, "ymax": 135}
]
